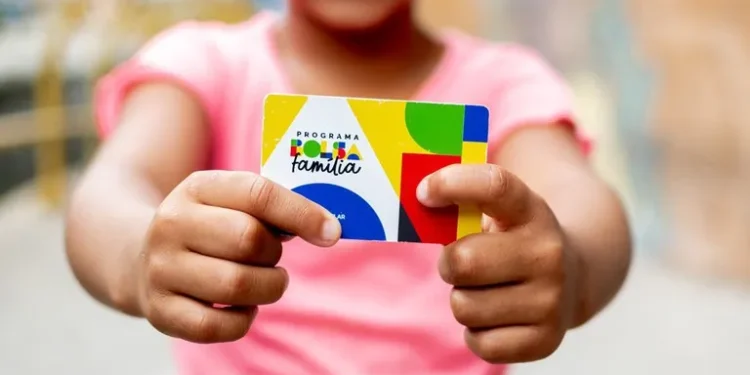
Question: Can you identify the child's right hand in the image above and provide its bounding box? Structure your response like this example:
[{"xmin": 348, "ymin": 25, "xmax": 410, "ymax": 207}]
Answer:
[{"xmin": 136, "ymin": 171, "xmax": 341, "ymax": 343}]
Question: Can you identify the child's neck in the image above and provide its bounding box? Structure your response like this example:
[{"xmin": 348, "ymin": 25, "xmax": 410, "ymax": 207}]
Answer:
[{"xmin": 276, "ymin": 6, "xmax": 444, "ymax": 99}]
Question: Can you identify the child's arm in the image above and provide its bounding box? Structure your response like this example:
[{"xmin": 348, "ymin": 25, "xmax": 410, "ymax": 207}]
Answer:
[
  {"xmin": 413, "ymin": 44, "xmax": 630, "ymax": 363},
  {"xmin": 417, "ymin": 124, "xmax": 630, "ymax": 363},
  {"xmin": 66, "ymin": 84, "xmax": 340, "ymax": 343},
  {"xmin": 66, "ymin": 22, "xmax": 223, "ymax": 314},
  {"xmin": 494, "ymin": 124, "xmax": 631, "ymax": 327},
  {"xmin": 67, "ymin": 23, "xmax": 341, "ymax": 343},
  {"xmin": 65, "ymin": 83, "xmax": 211, "ymax": 315}
]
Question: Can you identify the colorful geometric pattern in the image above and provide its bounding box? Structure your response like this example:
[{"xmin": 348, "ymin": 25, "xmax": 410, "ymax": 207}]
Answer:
[{"xmin": 260, "ymin": 94, "xmax": 489, "ymax": 245}]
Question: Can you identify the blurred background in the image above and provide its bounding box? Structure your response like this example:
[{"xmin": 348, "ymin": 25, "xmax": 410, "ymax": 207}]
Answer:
[{"xmin": 1, "ymin": 0, "xmax": 749, "ymax": 374}]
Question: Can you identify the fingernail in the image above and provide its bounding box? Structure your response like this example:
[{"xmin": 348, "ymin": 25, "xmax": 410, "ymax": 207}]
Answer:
[
  {"xmin": 416, "ymin": 179, "xmax": 431, "ymax": 205},
  {"xmin": 321, "ymin": 216, "xmax": 341, "ymax": 244}
]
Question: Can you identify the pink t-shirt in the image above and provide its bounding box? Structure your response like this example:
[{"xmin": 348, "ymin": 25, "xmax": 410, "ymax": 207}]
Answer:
[{"xmin": 97, "ymin": 11, "xmax": 587, "ymax": 375}]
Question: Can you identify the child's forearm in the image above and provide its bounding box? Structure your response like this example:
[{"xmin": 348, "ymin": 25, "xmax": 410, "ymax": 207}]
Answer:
[
  {"xmin": 552, "ymin": 179, "xmax": 632, "ymax": 328},
  {"xmin": 65, "ymin": 164, "xmax": 162, "ymax": 317},
  {"xmin": 66, "ymin": 83, "xmax": 209, "ymax": 317},
  {"xmin": 496, "ymin": 125, "xmax": 632, "ymax": 328}
]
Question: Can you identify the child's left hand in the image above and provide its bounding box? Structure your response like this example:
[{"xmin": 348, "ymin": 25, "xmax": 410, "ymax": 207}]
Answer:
[{"xmin": 417, "ymin": 164, "xmax": 582, "ymax": 364}]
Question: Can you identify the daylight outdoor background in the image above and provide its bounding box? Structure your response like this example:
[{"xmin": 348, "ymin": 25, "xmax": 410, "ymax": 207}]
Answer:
[{"xmin": 1, "ymin": 1, "xmax": 749, "ymax": 374}]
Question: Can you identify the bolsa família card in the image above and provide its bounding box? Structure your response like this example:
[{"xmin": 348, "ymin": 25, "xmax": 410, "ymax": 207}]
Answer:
[{"xmin": 260, "ymin": 94, "xmax": 489, "ymax": 245}]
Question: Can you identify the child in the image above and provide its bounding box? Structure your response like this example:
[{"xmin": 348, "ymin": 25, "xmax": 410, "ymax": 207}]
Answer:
[{"xmin": 65, "ymin": 1, "xmax": 631, "ymax": 374}]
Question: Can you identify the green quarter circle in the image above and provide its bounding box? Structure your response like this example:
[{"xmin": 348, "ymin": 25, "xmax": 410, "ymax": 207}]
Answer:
[{"xmin": 404, "ymin": 102, "xmax": 464, "ymax": 155}]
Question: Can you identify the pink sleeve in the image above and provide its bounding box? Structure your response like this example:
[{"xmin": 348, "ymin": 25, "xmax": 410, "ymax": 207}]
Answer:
[
  {"xmin": 94, "ymin": 22, "xmax": 226, "ymax": 139},
  {"xmin": 487, "ymin": 45, "xmax": 592, "ymax": 155}
]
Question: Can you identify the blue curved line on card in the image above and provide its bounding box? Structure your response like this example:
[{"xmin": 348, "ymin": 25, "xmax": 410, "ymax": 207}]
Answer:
[{"xmin": 292, "ymin": 183, "xmax": 386, "ymax": 241}]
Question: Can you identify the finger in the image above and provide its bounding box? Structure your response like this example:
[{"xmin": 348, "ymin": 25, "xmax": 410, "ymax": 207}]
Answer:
[
  {"xmin": 181, "ymin": 171, "xmax": 341, "ymax": 247},
  {"xmin": 450, "ymin": 284, "xmax": 560, "ymax": 328},
  {"xmin": 178, "ymin": 203, "xmax": 282, "ymax": 266},
  {"xmin": 417, "ymin": 164, "xmax": 537, "ymax": 228},
  {"xmin": 439, "ymin": 233, "xmax": 531, "ymax": 287},
  {"xmin": 157, "ymin": 251, "xmax": 289, "ymax": 306},
  {"xmin": 465, "ymin": 325, "xmax": 563, "ymax": 364},
  {"xmin": 148, "ymin": 294, "xmax": 257, "ymax": 343}
]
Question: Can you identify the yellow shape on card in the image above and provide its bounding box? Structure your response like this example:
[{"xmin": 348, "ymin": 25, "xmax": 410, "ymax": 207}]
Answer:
[
  {"xmin": 262, "ymin": 94, "xmax": 308, "ymax": 166},
  {"xmin": 347, "ymin": 99, "xmax": 429, "ymax": 197}
]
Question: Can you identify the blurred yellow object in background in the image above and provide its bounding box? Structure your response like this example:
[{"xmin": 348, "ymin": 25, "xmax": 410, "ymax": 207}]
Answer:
[
  {"xmin": 26, "ymin": 0, "xmax": 253, "ymax": 208},
  {"xmin": 33, "ymin": 1, "xmax": 87, "ymax": 207}
]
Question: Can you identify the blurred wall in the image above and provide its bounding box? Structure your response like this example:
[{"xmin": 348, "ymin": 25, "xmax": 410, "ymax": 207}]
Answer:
[{"xmin": 629, "ymin": 0, "xmax": 750, "ymax": 282}]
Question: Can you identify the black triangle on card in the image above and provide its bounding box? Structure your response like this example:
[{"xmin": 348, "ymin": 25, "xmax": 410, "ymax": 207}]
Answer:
[{"xmin": 397, "ymin": 204, "xmax": 421, "ymax": 243}]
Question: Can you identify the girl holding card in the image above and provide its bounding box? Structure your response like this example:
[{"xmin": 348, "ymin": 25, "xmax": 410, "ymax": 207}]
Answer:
[{"xmin": 66, "ymin": 1, "xmax": 631, "ymax": 374}]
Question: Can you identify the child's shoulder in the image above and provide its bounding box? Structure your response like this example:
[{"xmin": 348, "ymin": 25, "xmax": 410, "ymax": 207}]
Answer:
[
  {"xmin": 434, "ymin": 31, "xmax": 580, "ymax": 151},
  {"xmin": 95, "ymin": 13, "xmax": 278, "ymax": 139}
]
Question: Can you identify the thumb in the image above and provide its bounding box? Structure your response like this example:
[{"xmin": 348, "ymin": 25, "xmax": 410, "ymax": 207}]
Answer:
[{"xmin": 417, "ymin": 164, "xmax": 537, "ymax": 227}]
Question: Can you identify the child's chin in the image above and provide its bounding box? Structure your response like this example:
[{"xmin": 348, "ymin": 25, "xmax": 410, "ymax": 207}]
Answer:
[{"xmin": 303, "ymin": 0, "xmax": 409, "ymax": 32}]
